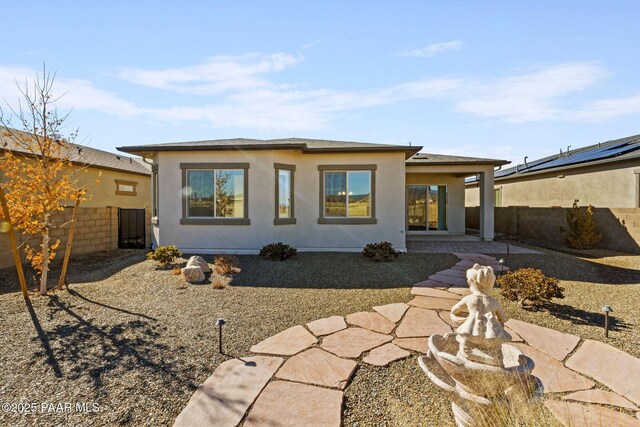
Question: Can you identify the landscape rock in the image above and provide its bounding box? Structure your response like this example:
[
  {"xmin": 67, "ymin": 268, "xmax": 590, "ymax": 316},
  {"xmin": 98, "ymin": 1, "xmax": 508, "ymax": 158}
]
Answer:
[
  {"xmin": 392, "ymin": 337, "xmax": 428, "ymax": 353},
  {"xmin": 408, "ymin": 296, "xmax": 459, "ymax": 311},
  {"xmin": 181, "ymin": 266, "xmax": 205, "ymax": 283},
  {"xmin": 187, "ymin": 255, "xmax": 211, "ymax": 273}
]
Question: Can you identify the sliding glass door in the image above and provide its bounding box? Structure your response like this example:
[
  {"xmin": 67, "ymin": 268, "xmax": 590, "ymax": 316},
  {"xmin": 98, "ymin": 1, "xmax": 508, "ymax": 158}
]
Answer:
[{"xmin": 407, "ymin": 185, "xmax": 448, "ymax": 232}]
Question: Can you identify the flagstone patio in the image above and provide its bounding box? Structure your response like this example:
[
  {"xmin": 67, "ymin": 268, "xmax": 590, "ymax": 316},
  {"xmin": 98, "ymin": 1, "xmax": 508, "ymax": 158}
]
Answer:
[{"xmin": 173, "ymin": 253, "xmax": 640, "ymax": 427}]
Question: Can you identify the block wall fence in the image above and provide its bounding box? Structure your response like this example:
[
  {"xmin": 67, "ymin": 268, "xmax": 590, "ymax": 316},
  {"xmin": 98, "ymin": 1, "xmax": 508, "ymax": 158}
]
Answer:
[
  {"xmin": 466, "ymin": 206, "xmax": 640, "ymax": 254},
  {"xmin": 0, "ymin": 206, "xmax": 151, "ymax": 269}
]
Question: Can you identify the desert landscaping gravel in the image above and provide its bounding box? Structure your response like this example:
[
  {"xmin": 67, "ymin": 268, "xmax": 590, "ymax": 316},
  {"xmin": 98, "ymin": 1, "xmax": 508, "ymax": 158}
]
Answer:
[
  {"xmin": 0, "ymin": 244, "xmax": 638, "ymax": 427},
  {"xmin": 0, "ymin": 251, "xmax": 456, "ymax": 426}
]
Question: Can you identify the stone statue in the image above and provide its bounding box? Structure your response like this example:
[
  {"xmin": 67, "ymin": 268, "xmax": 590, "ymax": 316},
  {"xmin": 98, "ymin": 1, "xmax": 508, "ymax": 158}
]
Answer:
[
  {"xmin": 418, "ymin": 263, "xmax": 541, "ymax": 427},
  {"xmin": 450, "ymin": 264, "xmax": 511, "ymax": 367}
]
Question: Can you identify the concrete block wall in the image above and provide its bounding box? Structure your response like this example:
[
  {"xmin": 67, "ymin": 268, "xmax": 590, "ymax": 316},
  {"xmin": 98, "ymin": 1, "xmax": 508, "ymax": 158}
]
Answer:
[
  {"xmin": 0, "ymin": 206, "xmax": 151, "ymax": 269},
  {"xmin": 466, "ymin": 206, "xmax": 640, "ymax": 254}
]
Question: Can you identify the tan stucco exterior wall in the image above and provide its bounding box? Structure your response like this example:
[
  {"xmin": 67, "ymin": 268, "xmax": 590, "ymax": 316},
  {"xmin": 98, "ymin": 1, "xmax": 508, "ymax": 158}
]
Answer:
[
  {"xmin": 405, "ymin": 173, "xmax": 466, "ymax": 234},
  {"xmin": 466, "ymin": 160, "xmax": 640, "ymax": 208},
  {"xmin": 153, "ymin": 149, "xmax": 408, "ymax": 253},
  {"xmin": 75, "ymin": 166, "xmax": 151, "ymax": 208}
]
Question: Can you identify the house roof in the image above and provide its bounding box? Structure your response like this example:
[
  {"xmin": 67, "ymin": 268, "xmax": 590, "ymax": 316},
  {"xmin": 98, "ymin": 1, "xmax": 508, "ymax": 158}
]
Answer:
[
  {"xmin": 1, "ymin": 128, "xmax": 151, "ymax": 176},
  {"xmin": 406, "ymin": 152, "xmax": 510, "ymax": 166},
  {"xmin": 117, "ymin": 137, "xmax": 423, "ymax": 158},
  {"xmin": 466, "ymin": 133, "xmax": 640, "ymax": 184}
]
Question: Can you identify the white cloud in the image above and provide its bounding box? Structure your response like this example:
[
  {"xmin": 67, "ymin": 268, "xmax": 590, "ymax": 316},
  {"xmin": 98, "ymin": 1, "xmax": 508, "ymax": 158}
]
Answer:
[
  {"xmin": 2, "ymin": 58, "xmax": 640, "ymax": 133},
  {"xmin": 397, "ymin": 41, "xmax": 465, "ymax": 58},
  {"xmin": 455, "ymin": 62, "xmax": 608, "ymax": 122},
  {"xmin": 118, "ymin": 53, "xmax": 301, "ymax": 95}
]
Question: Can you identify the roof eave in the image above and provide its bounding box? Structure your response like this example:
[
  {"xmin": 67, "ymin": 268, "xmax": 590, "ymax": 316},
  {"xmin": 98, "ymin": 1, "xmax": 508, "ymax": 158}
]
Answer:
[{"xmin": 407, "ymin": 160, "xmax": 511, "ymax": 166}]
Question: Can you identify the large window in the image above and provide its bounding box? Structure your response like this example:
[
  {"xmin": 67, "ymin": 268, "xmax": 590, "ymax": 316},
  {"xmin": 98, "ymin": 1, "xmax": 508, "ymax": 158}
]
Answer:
[
  {"xmin": 318, "ymin": 165, "xmax": 377, "ymax": 224},
  {"xmin": 274, "ymin": 163, "xmax": 296, "ymax": 225},
  {"xmin": 180, "ymin": 163, "xmax": 249, "ymax": 225}
]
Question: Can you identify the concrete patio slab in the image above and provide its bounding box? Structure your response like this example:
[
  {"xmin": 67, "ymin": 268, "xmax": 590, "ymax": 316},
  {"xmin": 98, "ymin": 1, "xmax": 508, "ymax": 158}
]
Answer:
[
  {"xmin": 566, "ymin": 339, "xmax": 640, "ymax": 406},
  {"xmin": 250, "ymin": 325, "xmax": 318, "ymax": 356},
  {"xmin": 321, "ymin": 327, "xmax": 393, "ymax": 358},
  {"xmin": 544, "ymin": 400, "xmax": 640, "ymax": 427},
  {"xmin": 307, "ymin": 316, "xmax": 347, "ymax": 337},
  {"xmin": 512, "ymin": 343, "xmax": 595, "ymax": 393},
  {"xmin": 275, "ymin": 348, "xmax": 357, "ymax": 389},
  {"xmin": 505, "ymin": 319, "xmax": 580, "ymax": 361},
  {"xmin": 244, "ymin": 381, "xmax": 342, "ymax": 427},
  {"xmin": 373, "ymin": 303, "xmax": 409, "ymax": 323},
  {"xmin": 363, "ymin": 343, "xmax": 410, "ymax": 366},
  {"xmin": 395, "ymin": 307, "xmax": 452, "ymax": 338},
  {"xmin": 173, "ymin": 356, "xmax": 283, "ymax": 427},
  {"xmin": 346, "ymin": 311, "xmax": 396, "ymax": 334}
]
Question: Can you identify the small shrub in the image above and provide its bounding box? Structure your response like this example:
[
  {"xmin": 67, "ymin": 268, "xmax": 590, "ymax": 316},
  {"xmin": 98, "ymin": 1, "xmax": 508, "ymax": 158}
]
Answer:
[
  {"xmin": 214, "ymin": 254, "xmax": 240, "ymax": 275},
  {"xmin": 561, "ymin": 199, "xmax": 602, "ymax": 249},
  {"xmin": 362, "ymin": 241, "xmax": 400, "ymax": 262},
  {"xmin": 146, "ymin": 245, "xmax": 182, "ymax": 268},
  {"xmin": 259, "ymin": 242, "xmax": 297, "ymax": 261},
  {"xmin": 211, "ymin": 272, "xmax": 229, "ymax": 289},
  {"xmin": 172, "ymin": 267, "xmax": 182, "ymax": 275},
  {"xmin": 497, "ymin": 268, "xmax": 564, "ymax": 307}
]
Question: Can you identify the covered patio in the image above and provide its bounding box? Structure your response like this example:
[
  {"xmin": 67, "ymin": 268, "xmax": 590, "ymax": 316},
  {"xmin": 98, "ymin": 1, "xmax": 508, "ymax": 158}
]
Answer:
[{"xmin": 404, "ymin": 153, "xmax": 510, "ymax": 242}]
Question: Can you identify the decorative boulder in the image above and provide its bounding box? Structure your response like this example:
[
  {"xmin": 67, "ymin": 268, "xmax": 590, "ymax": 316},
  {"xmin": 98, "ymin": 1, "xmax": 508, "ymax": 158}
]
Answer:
[
  {"xmin": 182, "ymin": 266, "xmax": 205, "ymax": 283},
  {"xmin": 187, "ymin": 255, "xmax": 211, "ymax": 273}
]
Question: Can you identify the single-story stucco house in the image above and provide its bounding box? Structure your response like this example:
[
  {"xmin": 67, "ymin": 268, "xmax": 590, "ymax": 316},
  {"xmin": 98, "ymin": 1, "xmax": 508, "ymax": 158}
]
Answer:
[{"xmin": 118, "ymin": 138, "xmax": 508, "ymax": 253}]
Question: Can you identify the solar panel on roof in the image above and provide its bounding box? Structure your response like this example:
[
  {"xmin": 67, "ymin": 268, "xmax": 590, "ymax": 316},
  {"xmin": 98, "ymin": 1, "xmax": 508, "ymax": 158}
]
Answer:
[{"xmin": 524, "ymin": 141, "xmax": 639, "ymax": 173}]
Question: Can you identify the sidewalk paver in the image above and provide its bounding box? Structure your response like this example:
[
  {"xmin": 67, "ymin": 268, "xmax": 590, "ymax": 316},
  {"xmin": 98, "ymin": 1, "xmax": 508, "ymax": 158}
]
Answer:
[
  {"xmin": 563, "ymin": 389, "xmax": 638, "ymax": 411},
  {"xmin": 395, "ymin": 307, "xmax": 451, "ymax": 338},
  {"xmin": 566, "ymin": 339, "xmax": 640, "ymax": 406},
  {"xmin": 244, "ymin": 381, "xmax": 343, "ymax": 427},
  {"xmin": 321, "ymin": 327, "xmax": 393, "ymax": 358},
  {"xmin": 346, "ymin": 311, "xmax": 396, "ymax": 334},
  {"xmin": 307, "ymin": 316, "xmax": 347, "ymax": 336},
  {"xmin": 363, "ymin": 343, "xmax": 410, "ymax": 366},
  {"xmin": 506, "ymin": 319, "xmax": 580, "ymax": 361},
  {"xmin": 544, "ymin": 400, "xmax": 640, "ymax": 427},
  {"xmin": 373, "ymin": 303, "xmax": 409, "ymax": 323},
  {"xmin": 250, "ymin": 325, "xmax": 318, "ymax": 356},
  {"xmin": 275, "ymin": 348, "xmax": 356, "ymax": 389}
]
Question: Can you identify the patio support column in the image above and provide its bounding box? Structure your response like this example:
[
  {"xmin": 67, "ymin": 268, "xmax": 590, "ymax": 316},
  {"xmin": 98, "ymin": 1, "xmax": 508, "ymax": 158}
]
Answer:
[
  {"xmin": 479, "ymin": 171, "xmax": 495, "ymax": 241},
  {"xmin": 437, "ymin": 185, "xmax": 447, "ymax": 230}
]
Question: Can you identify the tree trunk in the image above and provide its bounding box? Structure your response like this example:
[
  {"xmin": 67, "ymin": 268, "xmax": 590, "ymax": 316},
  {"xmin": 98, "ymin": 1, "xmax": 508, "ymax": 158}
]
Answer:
[{"xmin": 39, "ymin": 214, "xmax": 50, "ymax": 295}]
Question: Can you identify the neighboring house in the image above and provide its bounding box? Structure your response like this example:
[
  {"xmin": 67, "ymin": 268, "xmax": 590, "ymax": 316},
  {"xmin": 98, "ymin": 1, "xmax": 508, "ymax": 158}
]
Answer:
[
  {"xmin": 118, "ymin": 138, "xmax": 508, "ymax": 253},
  {"xmin": 466, "ymin": 134, "xmax": 640, "ymax": 208},
  {"xmin": 0, "ymin": 129, "xmax": 152, "ymax": 269}
]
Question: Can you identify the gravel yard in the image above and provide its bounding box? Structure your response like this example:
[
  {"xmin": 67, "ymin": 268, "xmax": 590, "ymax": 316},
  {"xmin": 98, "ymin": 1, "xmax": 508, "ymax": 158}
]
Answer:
[
  {"xmin": 494, "ymin": 245, "xmax": 640, "ymax": 359},
  {"xmin": 0, "ymin": 250, "xmax": 456, "ymax": 427}
]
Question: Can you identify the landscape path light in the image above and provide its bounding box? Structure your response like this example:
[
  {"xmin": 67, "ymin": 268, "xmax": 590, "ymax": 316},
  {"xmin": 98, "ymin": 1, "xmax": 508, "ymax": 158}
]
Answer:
[
  {"xmin": 215, "ymin": 318, "xmax": 226, "ymax": 354},
  {"xmin": 498, "ymin": 259, "xmax": 505, "ymax": 276},
  {"xmin": 601, "ymin": 305, "xmax": 613, "ymax": 338}
]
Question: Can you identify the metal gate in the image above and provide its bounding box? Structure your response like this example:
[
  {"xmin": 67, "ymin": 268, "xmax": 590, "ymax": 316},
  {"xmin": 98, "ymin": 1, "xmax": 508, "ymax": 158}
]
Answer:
[{"xmin": 118, "ymin": 208, "xmax": 146, "ymax": 249}]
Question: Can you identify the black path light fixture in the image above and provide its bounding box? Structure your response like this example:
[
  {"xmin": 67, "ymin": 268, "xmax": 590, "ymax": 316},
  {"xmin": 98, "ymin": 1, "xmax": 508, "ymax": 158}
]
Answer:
[
  {"xmin": 215, "ymin": 318, "xmax": 226, "ymax": 354},
  {"xmin": 601, "ymin": 305, "xmax": 613, "ymax": 338},
  {"xmin": 498, "ymin": 259, "xmax": 505, "ymax": 276}
]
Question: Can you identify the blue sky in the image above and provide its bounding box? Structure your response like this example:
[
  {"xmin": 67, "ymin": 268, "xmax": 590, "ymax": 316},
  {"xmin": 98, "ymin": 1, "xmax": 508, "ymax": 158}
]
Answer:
[{"xmin": 1, "ymin": 1, "xmax": 640, "ymax": 164}]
